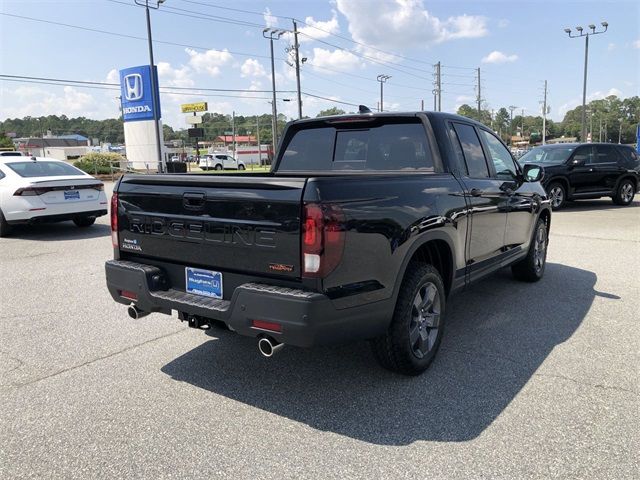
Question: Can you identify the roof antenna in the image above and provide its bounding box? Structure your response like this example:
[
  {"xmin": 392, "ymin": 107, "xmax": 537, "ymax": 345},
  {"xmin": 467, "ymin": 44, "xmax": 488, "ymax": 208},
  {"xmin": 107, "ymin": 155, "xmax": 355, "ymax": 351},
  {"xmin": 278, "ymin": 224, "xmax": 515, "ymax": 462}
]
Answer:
[{"xmin": 358, "ymin": 105, "xmax": 372, "ymax": 114}]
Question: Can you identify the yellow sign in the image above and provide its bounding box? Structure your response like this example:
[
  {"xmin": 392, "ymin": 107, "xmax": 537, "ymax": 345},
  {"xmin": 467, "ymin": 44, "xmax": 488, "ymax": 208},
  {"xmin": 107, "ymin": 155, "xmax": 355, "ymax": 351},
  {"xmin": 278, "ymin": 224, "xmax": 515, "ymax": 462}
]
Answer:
[{"xmin": 181, "ymin": 102, "xmax": 208, "ymax": 113}]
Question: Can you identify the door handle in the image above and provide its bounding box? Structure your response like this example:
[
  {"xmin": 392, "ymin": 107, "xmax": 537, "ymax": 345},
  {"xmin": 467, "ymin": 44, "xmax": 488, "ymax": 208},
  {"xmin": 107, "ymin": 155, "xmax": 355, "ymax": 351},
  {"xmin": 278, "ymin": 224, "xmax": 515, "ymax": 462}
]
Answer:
[
  {"xmin": 183, "ymin": 192, "xmax": 206, "ymax": 210},
  {"xmin": 469, "ymin": 188, "xmax": 483, "ymax": 197}
]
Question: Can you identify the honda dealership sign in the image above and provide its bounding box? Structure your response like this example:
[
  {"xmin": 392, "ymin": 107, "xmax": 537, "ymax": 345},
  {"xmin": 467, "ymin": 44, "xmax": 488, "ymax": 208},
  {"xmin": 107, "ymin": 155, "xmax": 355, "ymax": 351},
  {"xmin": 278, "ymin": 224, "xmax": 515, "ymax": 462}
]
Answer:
[
  {"xmin": 119, "ymin": 65, "xmax": 165, "ymax": 170},
  {"xmin": 119, "ymin": 65, "xmax": 161, "ymax": 122}
]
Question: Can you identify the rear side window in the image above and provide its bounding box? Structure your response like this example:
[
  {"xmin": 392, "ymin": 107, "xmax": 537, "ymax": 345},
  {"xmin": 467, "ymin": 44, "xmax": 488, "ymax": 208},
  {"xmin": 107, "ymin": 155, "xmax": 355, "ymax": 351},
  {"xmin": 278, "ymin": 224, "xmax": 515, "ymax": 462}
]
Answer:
[
  {"xmin": 278, "ymin": 121, "xmax": 434, "ymax": 172},
  {"xmin": 0, "ymin": 168, "xmax": 5, "ymax": 180},
  {"xmin": 618, "ymin": 146, "xmax": 639, "ymax": 164},
  {"xmin": 6, "ymin": 161, "xmax": 85, "ymax": 177},
  {"xmin": 452, "ymin": 123, "xmax": 490, "ymax": 178},
  {"xmin": 593, "ymin": 145, "xmax": 619, "ymax": 164}
]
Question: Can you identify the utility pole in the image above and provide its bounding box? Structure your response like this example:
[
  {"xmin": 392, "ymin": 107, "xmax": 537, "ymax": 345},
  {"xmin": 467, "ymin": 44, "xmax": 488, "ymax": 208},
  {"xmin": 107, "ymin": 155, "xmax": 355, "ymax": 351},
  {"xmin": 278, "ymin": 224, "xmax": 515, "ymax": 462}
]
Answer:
[
  {"xmin": 604, "ymin": 119, "xmax": 607, "ymax": 142},
  {"xmin": 135, "ymin": 0, "xmax": 166, "ymax": 172},
  {"xmin": 256, "ymin": 116, "xmax": 261, "ymax": 165},
  {"xmin": 436, "ymin": 62, "xmax": 442, "ymax": 112},
  {"xmin": 618, "ymin": 119, "xmax": 623, "ymax": 144},
  {"xmin": 231, "ymin": 110, "xmax": 236, "ymax": 156},
  {"xmin": 476, "ymin": 67, "xmax": 481, "ymax": 119},
  {"xmin": 263, "ymin": 28, "xmax": 285, "ymax": 150},
  {"xmin": 377, "ymin": 74, "xmax": 391, "ymax": 112},
  {"xmin": 542, "ymin": 80, "xmax": 548, "ymax": 145},
  {"xmin": 421, "ymin": 99, "xmax": 424, "ymax": 111},
  {"xmin": 509, "ymin": 105, "xmax": 518, "ymax": 137},
  {"xmin": 292, "ymin": 20, "xmax": 303, "ymax": 119},
  {"xmin": 599, "ymin": 117, "xmax": 603, "ymax": 142},
  {"xmin": 521, "ymin": 108, "xmax": 525, "ymax": 138},
  {"xmin": 564, "ymin": 22, "xmax": 608, "ymax": 142}
]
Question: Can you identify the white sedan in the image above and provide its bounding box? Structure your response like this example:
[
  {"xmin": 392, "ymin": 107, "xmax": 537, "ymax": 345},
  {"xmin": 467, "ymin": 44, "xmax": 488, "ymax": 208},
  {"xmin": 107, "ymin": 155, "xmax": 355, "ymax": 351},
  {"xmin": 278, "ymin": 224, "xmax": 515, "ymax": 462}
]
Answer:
[{"xmin": 0, "ymin": 156, "xmax": 108, "ymax": 236}]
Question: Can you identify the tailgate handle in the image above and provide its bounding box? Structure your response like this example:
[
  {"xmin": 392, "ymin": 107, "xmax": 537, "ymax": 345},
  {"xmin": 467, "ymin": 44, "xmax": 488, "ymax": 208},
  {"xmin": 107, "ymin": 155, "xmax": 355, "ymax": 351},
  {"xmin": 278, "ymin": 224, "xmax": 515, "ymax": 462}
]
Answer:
[{"xmin": 183, "ymin": 192, "xmax": 206, "ymax": 210}]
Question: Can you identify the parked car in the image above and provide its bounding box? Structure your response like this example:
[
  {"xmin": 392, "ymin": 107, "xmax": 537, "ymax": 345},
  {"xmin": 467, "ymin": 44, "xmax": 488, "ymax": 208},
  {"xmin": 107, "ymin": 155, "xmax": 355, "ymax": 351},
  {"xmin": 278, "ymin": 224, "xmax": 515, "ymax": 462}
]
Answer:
[
  {"xmin": 199, "ymin": 153, "xmax": 246, "ymax": 171},
  {"xmin": 105, "ymin": 111, "xmax": 551, "ymax": 375},
  {"xmin": 518, "ymin": 143, "xmax": 640, "ymax": 209},
  {"xmin": 0, "ymin": 156, "xmax": 108, "ymax": 236}
]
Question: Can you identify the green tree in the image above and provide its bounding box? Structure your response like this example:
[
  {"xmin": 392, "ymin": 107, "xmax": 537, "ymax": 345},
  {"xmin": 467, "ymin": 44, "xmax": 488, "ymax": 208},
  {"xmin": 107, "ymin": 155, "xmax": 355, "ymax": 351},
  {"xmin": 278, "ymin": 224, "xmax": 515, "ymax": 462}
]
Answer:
[
  {"xmin": 316, "ymin": 107, "xmax": 346, "ymax": 117},
  {"xmin": 0, "ymin": 134, "xmax": 14, "ymax": 148}
]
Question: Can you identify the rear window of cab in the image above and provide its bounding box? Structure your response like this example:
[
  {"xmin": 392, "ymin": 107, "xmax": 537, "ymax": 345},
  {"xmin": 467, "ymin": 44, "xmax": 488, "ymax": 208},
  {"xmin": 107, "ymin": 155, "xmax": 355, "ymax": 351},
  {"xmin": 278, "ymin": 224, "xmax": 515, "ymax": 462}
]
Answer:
[{"xmin": 278, "ymin": 119, "xmax": 437, "ymax": 172}]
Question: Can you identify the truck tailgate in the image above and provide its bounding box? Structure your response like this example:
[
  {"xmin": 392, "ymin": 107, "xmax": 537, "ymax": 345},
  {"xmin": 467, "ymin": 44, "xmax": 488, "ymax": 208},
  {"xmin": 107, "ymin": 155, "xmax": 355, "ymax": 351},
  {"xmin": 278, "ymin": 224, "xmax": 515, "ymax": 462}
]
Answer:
[{"xmin": 115, "ymin": 174, "xmax": 305, "ymax": 279}]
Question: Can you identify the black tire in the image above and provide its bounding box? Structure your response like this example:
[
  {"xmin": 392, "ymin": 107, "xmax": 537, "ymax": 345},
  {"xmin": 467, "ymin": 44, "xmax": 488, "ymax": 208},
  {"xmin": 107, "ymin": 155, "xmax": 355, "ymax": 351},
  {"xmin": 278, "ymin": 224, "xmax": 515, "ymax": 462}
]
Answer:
[
  {"xmin": 547, "ymin": 181, "xmax": 566, "ymax": 210},
  {"xmin": 238, "ymin": 164, "xmax": 246, "ymax": 170},
  {"xmin": 371, "ymin": 263, "xmax": 446, "ymax": 376},
  {"xmin": 511, "ymin": 217, "xmax": 548, "ymax": 282},
  {"xmin": 0, "ymin": 209, "xmax": 12, "ymax": 237},
  {"xmin": 612, "ymin": 178, "xmax": 635, "ymax": 206},
  {"xmin": 73, "ymin": 216, "xmax": 96, "ymax": 227},
  {"xmin": 214, "ymin": 164, "xmax": 223, "ymax": 171}
]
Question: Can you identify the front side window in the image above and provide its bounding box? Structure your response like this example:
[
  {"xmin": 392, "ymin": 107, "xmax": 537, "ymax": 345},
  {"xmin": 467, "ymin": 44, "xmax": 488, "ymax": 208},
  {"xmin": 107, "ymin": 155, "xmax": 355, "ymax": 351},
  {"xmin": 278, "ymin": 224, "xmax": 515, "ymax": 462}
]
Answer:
[
  {"xmin": 6, "ymin": 161, "xmax": 85, "ymax": 178},
  {"xmin": 452, "ymin": 123, "xmax": 490, "ymax": 178},
  {"xmin": 572, "ymin": 146, "xmax": 594, "ymax": 164},
  {"xmin": 278, "ymin": 121, "xmax": 435, "ymax": 172},
  {"xmin": 479, "ymin": 129, "xmax": 518, "ymax": 179}
]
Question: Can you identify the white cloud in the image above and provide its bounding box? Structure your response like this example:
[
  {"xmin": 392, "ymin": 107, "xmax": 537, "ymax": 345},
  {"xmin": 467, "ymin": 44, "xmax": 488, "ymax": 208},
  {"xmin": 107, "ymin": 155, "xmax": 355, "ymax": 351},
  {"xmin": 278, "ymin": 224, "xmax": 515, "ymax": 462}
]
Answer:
[
  {"xmin": 633, "ymin": 39, "xmax": 640, "ymax": 49},
  {"xmin": 157, "ymin": 62, "xmax": 194, "ymax": 88},
  {"xmin": 310, "ymin": 47, "xmax": 364, "ymax": 72},
  {"xmin": 185, "ymin": 48, "xmax": 233, "ymax": 77},
  {"xmin": 263, "ymin": 7, "xmax": 278, "ymax": 28},
  {"xmin": 1, "ymin": 85, "xmax": 111, "ymax": 119},
  {"xmin": 105, "ymin": 69, "xmax": 119, "ymax": 84},
  {"xmin": 240, "ymin": 59, "xmax": 267, "ymax": 78},
  {"xmin": 588, "ymin": 88, "xmax": 623, "ymax": 100},
  {"xmin": 481, "ymin": 50, "xmax": 519, "ymax": 64},
  {"xmin": 298, "ymin": 11, "xmax": 340, "ymax": 42},
  {"xmin": 335, "ymin": 0, "xmax": 488, "ymax": 52}
]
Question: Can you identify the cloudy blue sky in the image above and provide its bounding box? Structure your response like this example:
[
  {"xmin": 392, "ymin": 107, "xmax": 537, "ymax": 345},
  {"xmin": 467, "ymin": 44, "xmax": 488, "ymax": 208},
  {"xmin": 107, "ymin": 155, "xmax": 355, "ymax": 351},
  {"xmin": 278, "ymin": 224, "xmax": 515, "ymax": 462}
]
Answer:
[{"xmin": 1, "ymin": 0, "xmax": 639, "ymax": 128}]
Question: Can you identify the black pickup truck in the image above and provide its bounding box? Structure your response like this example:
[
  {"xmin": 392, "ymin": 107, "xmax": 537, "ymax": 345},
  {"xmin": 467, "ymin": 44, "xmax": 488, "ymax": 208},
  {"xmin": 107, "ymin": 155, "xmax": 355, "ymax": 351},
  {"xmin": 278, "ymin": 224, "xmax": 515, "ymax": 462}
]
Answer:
[{"xmin": 105, "ymin": 111, "xmax": 551, "ymax": 375}]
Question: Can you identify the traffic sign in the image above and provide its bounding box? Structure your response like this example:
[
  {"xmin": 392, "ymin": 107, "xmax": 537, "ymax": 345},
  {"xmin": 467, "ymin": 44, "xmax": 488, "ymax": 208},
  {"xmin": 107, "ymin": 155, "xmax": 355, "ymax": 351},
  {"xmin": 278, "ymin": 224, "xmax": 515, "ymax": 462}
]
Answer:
[
  {"xmin": 185, "ymin": 115, "xmax": 203, "ymax": 125},
  {"xmin": 181, "ymin": 102, "xmax": 208, "ymax": 113}
]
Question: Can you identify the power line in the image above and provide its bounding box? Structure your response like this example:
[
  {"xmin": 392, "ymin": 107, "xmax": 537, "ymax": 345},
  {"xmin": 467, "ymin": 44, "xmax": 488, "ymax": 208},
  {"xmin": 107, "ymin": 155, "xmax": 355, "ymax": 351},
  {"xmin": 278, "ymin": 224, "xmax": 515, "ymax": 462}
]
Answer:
[{"xmin": 0, "ymin": 12, "xmax": 283, "ymax": 62}]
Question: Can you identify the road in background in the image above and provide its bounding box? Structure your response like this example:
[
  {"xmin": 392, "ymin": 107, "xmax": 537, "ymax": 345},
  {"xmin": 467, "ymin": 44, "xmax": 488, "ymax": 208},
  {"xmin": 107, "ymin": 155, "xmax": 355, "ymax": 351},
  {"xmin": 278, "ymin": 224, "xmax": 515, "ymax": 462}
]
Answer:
[{"xmin": 1, "ymin": 184, "xmax": 638, "ymax": 479}]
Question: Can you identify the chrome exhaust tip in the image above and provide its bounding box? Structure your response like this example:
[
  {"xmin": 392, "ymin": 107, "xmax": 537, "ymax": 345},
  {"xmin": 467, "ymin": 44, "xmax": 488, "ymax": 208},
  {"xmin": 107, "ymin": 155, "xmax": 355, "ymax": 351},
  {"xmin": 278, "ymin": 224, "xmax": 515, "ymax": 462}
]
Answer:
[
  {"xmin": 127, "ymin": 304, "xmax": 149, "ymax": 320},
  {"xmin": 258, "ymin": 337, "xmax": 284, "ymax": 357}
]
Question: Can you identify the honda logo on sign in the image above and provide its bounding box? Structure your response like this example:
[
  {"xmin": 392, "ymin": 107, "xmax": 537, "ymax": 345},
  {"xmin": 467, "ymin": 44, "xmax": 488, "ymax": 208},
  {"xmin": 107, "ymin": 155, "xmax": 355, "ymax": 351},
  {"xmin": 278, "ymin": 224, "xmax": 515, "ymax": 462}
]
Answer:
[{"xmin": 123, "ymin": 74, "xmax": 143, "ymax": 101}]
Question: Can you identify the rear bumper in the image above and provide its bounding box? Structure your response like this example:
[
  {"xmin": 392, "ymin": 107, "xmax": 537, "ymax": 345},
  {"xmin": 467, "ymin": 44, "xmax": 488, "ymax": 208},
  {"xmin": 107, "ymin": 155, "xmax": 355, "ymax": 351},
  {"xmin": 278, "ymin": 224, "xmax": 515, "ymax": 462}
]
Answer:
[
  {"xmin": 8, "ymin": 209, "xmax": 108, "ymax": 225},
  {"xmin": 105, "ymin": 259, "xmax": 391, "ymax": 347}
]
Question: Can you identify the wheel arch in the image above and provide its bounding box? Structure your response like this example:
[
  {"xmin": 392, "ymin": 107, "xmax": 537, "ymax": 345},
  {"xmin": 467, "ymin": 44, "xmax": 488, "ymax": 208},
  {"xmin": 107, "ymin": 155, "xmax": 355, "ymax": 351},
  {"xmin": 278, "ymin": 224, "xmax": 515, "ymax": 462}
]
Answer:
[
  {"xmin": 547, "ymin": 176, "xmax": 570, "ymax": 195},
  {"xmin": 393, "ymin": 232, "xmax": 457, "ymax": 303}
]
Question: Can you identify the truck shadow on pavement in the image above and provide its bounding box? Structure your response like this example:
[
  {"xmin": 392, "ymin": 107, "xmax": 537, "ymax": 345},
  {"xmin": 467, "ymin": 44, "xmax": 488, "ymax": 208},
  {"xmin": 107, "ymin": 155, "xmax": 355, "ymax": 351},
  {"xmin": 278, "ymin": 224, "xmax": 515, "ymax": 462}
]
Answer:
[
  {"xmin": 162, "ymin": 262, "xmax": 604, "ymax": 445},
  {"xmin": 4, "ymin": 222, "xmax": 110, "ymax": 241}
]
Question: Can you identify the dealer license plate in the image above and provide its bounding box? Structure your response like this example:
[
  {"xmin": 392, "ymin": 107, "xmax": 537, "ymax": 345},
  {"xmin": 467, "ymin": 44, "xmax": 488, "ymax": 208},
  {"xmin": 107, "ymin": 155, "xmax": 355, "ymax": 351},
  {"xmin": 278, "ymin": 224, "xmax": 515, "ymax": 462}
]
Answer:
[
  {"xmin": 64, "ymin": 190, "xmax": 80, "ymax": 200},
  {"xmin": 185, "ymin": 267, "xmax": 223, "ymax": 299}
]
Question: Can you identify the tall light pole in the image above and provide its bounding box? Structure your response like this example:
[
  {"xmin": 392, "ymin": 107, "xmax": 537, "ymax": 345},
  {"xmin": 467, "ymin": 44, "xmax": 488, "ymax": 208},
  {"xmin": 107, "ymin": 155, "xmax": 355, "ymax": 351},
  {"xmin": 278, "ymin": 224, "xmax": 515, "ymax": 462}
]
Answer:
[
  {"xmin": 564, "ymin": 21, "xmax": 608, "ymax": 143},
  {"xmin": 134, "ymin": 0, "xmax": 165, "ymax": 172},
  {"xmin": 377, "ymin": 74, "xmax": 391, "ymax": 112},
  {"xmin": 263, "ymin": 28, "xmax": 286, "ymax": 150},
  {"xmin": 509, "ymin": 105, "xmax": 518, "ymax": 138}
]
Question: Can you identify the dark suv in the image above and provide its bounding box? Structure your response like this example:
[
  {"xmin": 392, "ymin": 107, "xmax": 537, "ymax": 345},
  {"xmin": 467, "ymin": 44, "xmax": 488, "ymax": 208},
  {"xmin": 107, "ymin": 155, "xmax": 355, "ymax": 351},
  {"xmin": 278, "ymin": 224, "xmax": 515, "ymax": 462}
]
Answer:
[{"xmin": 519, "ymin": 143, "xmax": 639, "ymax": 209}]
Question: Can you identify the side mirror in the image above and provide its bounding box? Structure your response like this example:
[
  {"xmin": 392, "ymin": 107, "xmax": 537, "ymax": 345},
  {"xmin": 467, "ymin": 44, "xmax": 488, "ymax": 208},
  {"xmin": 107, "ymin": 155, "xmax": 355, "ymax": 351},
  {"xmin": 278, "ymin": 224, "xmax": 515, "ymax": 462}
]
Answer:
[
  {"xmin": 570, "ymin": 156, "xmax": 587, "ymax": 166},
  {"xmin": 522, "ymin": 164, "xmax": 544, "ymax": 183}
]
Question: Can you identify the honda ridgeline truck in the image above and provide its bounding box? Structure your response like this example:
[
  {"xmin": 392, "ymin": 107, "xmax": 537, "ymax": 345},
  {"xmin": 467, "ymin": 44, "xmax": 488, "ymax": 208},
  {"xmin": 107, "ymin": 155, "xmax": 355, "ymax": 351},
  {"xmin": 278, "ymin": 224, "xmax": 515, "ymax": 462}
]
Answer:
[{"xmin": 105, "ymin": 111, "xmax": 551, "ymax": 375}]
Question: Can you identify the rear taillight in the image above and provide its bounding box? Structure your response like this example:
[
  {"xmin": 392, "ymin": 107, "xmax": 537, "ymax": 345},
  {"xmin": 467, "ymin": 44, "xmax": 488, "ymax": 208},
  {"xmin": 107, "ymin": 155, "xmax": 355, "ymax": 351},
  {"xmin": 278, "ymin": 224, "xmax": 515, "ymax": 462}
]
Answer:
[
  {"xmin": 302, "ymin": 203, "xmax": 345, "ymax": 278},
  {"xmin": 110, "ymin": 192, "xmax": 118, "ymax": 247},
  {"xmin": 14, "ymin": 187, "xmax": 47, "ymax": 196}
]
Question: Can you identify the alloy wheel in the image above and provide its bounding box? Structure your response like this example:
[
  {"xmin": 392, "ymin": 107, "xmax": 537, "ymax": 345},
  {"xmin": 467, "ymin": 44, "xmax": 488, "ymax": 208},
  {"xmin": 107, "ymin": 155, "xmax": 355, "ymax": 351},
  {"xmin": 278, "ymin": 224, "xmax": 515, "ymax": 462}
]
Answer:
[
  {"xmin": 621, "ymin": 183, "xmax": 634, "ymax": 203},
  {"xmin": 409, "ymin": 282, "xmax": 441, "ymax": 359},
  {"xmin": 533, "ymin": 224, "xmax": 547, "ymax": 273},
  {"xmin": 550, "ymin": 186, "xmax": 564, "ymax": 208}
]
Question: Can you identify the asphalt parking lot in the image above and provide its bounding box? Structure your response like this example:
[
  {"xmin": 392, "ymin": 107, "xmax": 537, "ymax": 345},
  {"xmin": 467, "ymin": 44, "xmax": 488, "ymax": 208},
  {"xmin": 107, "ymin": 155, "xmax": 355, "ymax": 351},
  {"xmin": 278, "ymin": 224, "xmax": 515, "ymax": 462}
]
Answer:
[{"xmin": 1, "ymin": 184, "xmax": 638, "ymax": 479}]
